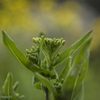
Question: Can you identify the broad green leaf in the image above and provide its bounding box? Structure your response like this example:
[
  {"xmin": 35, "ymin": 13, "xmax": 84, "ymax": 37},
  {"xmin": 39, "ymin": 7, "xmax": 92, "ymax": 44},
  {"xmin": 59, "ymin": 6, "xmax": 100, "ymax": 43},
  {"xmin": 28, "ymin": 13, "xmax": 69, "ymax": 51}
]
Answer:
[
  {"xmin": 73, "ymin": 56, "xmax": 89, "ymax": 99},
  {"xmin": 62, "ymin": 39, "xmax": 91, "ymax": 100},
  {"xmin": 72, "ymin": 39, "xmax": 91, "ymax": 66},
  {"xmin": 54, "ymin": 30, "xmax": 92, "ymax": 68},
  {"xmin": 72, "ymin": 39, "xmax": 91, "ymax": 97},
  {"xmin": 70, "ymin": 66, "xmax": 82, "ymax": 100},
  {"xmin": 74, "ymin": 83, "xmax": 84, "ymax": 100},
  {"xmin": 2, "ymin": 31, "xmax": 54, "ymax": 76},
  {"xmin": 59, "ymin": 50, "xmax": 74, "ymax": 80},
  {"xmin": 34, "ymin": 73, "xmax": 58, "ymax": 97},
  {"xmin": 61, "ymin": 63, "xmax": 81, "ymax": 100},
  {"xmin": 2, "ymin": 73, "xmax": 13, "ymax": 96}
]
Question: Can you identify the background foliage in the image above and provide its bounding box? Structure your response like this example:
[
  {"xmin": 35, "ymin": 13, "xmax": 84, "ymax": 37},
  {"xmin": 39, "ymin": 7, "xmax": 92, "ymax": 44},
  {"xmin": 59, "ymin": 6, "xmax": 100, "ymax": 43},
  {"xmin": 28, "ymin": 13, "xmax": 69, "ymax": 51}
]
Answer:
[{"xmin": 0, "ymin": 0, "xmax": 100, "ymax": 100}]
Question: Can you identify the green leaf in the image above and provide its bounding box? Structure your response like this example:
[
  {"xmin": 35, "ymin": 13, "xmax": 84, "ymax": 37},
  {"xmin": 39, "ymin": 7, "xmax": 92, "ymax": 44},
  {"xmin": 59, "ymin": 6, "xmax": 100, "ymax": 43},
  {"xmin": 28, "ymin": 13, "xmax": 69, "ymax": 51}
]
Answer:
[
  {"xmin": 18, "ymin": 95, "xmax": 25, "ymax": 99},
  {"xmin": 32, "ymin": 75, "xmax": 42, "ymax": 90},
  {"xmin": 59, "ymin": 50, "xmax": 74, "ymax": 80},
  {"xmin": 2, "ymin": 31, "xmax": 54, "ymax": 76},
  {"xmin": 72, "ymin": 39, "xmax": 91, "ymax": 98},
  {"xmin": 73, "ymin": 83, "xmax": 84, "ymax": 100},
  {"xmin": 1, "ymin": 73, "xmax": 24, "ymax": 100},
  {"xmin": 61, "ymin": 63, "xmax": 81, "ymax": 100},
  {"xmin": 70, "ymin": 66, "xmax": 81, "ymax": 100},
  {"xmin": 62, "ymin": 39, "xmax": 91, "ymax": 100},
  {"xmin": 13, "ymin": 81, "xmax": 19, "ymax": 92},
  {"xmin": 34, "ymin": 73, "xmax": 58, "ymax": 97},
  {"xmin": 34, "ymin": 82, "xmax": 42, "ymax": 90},
  {"xmin": 73, "ymin": 56, "xmax": 89, "ymax": 99},
  {"xmin": 54, "ymin": 30, "xmax": 92, "ymax": 68},
  {"xmin": 2, "ymin": 73, "xmax": 13, "ymax": 96},
  {"xmin": 72, "ymin": 39, "xmax": 91, "ymax": 66}
]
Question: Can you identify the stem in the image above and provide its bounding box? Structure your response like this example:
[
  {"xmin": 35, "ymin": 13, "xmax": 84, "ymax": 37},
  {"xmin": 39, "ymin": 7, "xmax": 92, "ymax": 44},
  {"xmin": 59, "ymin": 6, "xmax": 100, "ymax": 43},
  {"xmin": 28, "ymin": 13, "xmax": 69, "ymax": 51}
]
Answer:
[
  {"xmin": 52, "ymin": 44, "xmax": 62, "ymax": 58},
  {"xmin": 46, "ymin": 87, "xmax": 49, "ymax": 100}
]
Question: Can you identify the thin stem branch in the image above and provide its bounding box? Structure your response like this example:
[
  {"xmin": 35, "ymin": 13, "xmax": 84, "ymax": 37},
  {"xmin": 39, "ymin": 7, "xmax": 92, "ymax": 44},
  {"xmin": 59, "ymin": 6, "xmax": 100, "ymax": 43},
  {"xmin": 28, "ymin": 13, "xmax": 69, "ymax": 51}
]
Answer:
[{"xmin": 46, "ymin": 87, "xmax": 49, "ymax": 100}]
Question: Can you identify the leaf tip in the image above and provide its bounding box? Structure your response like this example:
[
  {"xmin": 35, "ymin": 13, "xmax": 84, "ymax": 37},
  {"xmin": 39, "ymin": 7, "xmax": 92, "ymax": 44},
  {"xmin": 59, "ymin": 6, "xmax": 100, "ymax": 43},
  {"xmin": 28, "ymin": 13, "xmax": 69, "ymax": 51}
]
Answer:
[
  {"xmin": 2, "ymin": 30, "xmax": 6, "ymax": 35},
  {"xmin": 2, "ymin": 30, "xmax": 7, "ymax": 41},
  {"xmin": 88, "ymin": 30, "xmax": 93, "ymax": 34},
  {"xmin": 2, "ymin": 30, "xmax": 4, "ymax": 33},
  {"xmin": 7, "ymin": 72, "xmax": 13, "ymax": 79}
]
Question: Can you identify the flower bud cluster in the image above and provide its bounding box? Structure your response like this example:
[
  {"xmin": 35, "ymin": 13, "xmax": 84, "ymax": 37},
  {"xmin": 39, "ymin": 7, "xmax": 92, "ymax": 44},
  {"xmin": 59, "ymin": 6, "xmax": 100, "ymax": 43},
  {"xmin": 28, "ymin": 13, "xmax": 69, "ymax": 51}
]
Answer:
[
  {"xmin": 26, "ymin": 46, "xmax": 39, "ymax": 65},
  {"xmin": 26, "ymin": 36, "xmax": 65, "ymax": 69},
  {"xmin": 54, "ymin": 78, "xmax": 64, "ymax": 93},
  {"xmin": 33, "ymin": 36, "xmax": 65, "ymax": 54}
]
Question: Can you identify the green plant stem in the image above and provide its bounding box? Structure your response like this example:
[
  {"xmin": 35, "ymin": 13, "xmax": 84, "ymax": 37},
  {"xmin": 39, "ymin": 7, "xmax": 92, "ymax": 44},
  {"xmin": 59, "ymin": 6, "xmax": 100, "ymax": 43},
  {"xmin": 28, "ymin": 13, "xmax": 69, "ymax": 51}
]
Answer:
[{"xmin": 46, "ymin": 87, "xmax": 49, "ymax": 100}]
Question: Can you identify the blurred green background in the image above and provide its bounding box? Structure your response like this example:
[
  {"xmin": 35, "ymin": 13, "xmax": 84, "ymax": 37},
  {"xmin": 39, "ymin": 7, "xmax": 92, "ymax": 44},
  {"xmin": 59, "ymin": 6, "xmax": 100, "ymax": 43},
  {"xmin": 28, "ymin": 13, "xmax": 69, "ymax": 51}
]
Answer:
[{"xmin": 0, "ymin": 0, "xmax": 100, "ymax": 100}]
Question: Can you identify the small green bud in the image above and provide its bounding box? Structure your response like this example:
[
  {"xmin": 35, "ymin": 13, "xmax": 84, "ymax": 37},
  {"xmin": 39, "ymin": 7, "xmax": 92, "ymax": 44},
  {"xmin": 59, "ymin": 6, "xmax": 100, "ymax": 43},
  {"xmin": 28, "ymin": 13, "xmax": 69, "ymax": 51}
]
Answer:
[
  {"xmin": 32, "ymin": 46, "xmax": 35, "ymax": 51},
  {"xmin": 41, "ymin": 35, "xmax": 44, "ymax": 39},
  {"xmin": 56, "ymin": 78, "xmax": 59, "ymax": 82},
  {"xmin": 62, "ymin": 40, "xmax": 65, "ymax": 45},
  {"xmin": 60, "ymin": 38, "xmax": 63, "ymax": 41},
  {"xmin": 34, "ymin": 49, "xmax": 38, "ymax": 53},
  {"xmin": 28, "ymin": 54, "xmax": 31, "ymax": 58},
  {"xmin": 33, "ymin": 38, "xmax": 37, "ymax": 43},
  {"xmin": 49, "ymin": 39, "xmax": 52, "ymax": 45},
  {"xmin": 54, "ymin": 80, "xmax": 62, "ymax": 93},
  {"xmin": 26, "ymin": 54, "xmax": 29, "ymax": 58},
  {"xmin": 53, "ymin": 38, "xmax": 56, "ymax": 41},
  {"xmin": 31, "ymin": 56, "xmax": 37, "ymax": 60},
  {"xmin": 61, "ymin": 79, "xmax": 64, "ymax": 84},
  {"xmin": 31, "ymin": 53, "xmax": 37, "ymax": 56},
  {"xmin": 26, "ymin": 49, "xmax": 30, "ymax": 54},
  {"xmin": 30, "ymin": 49, "xmax": 33, "ymax": 53},
  {"xmin": 54, "ymin": 41, "xmax": 57, "ymax": 46},
  {"xmin": 57, "ymin": 41, "xmax": 60, "ymax": 45},
  {"xmin": 57, "ymin": 84, "xmax": 61, "ymax": 90}
]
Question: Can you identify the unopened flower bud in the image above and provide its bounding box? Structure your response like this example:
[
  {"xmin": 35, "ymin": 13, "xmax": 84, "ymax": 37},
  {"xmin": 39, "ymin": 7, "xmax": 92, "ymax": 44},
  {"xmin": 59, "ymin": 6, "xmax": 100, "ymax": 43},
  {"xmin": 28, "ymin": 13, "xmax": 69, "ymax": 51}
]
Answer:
[
  {"xmin": 26, "ymin": 49, "xmax": 30, "ymax": 54},
  {"xmin": 62, "ymin": 40, "xmax": 65, "ymax": 45}
]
